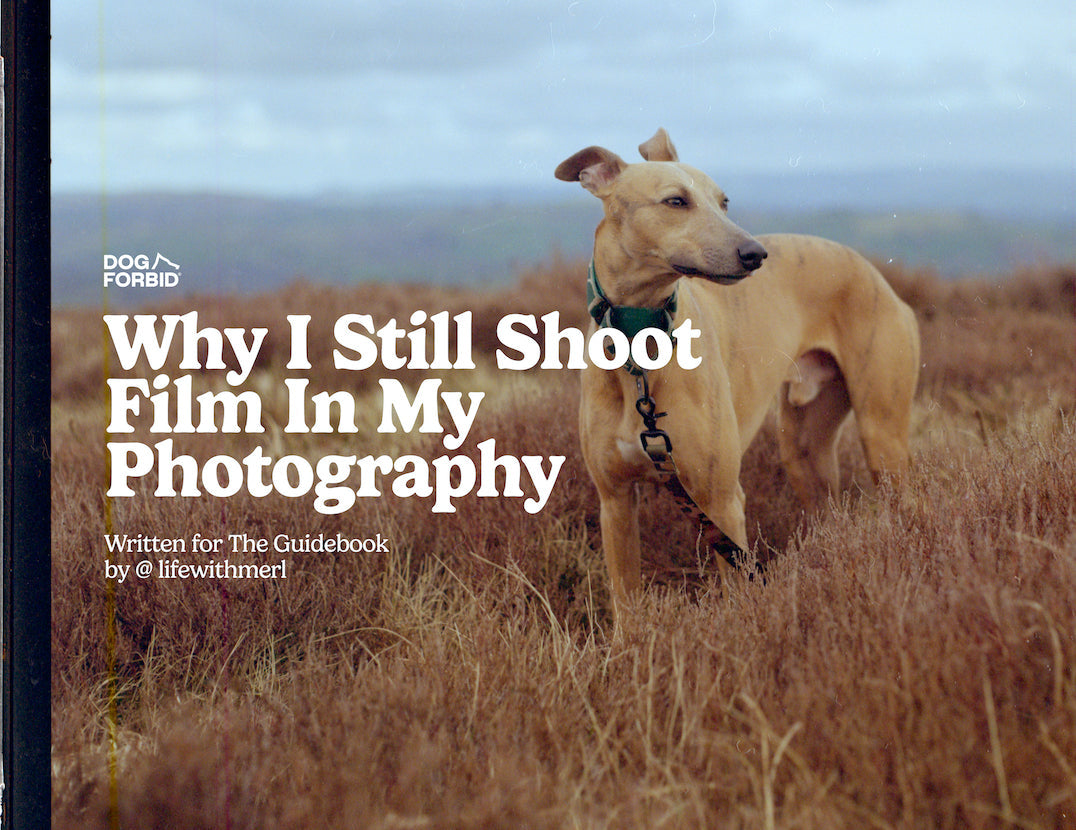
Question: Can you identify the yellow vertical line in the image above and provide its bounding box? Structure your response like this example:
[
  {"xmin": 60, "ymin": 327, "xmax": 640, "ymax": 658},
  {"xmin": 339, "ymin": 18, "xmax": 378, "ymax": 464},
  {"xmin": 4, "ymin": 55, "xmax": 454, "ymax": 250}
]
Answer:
[
  {"xmin": 97, "ymin": 2, "xmax": 120, "ymax": 828},
  {"xmin": 103, "ymin": 325, "xmax": 117, "ymax": 830}
]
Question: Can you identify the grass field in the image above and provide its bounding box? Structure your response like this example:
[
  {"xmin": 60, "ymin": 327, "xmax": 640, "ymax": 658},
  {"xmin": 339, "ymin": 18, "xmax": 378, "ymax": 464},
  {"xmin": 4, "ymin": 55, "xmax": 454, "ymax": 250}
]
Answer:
[{"xmin": 52, "ymin": 257, "xmax": 1075, "ymax": 828}]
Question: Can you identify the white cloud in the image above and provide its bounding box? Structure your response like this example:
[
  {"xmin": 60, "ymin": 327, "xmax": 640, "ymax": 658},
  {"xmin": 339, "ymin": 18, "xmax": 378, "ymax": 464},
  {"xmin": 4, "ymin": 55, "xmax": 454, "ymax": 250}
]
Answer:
[{"xmin": 51, "ymin": 0, "xmax": 1075, "ymax": 195}]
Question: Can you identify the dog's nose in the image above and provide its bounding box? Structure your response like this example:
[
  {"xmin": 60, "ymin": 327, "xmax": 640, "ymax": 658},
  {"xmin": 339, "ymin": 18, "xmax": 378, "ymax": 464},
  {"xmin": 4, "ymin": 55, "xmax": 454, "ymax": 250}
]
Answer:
[{"xmin": 738, "ymin": 240, "xmax": 768, "ymax": 271}]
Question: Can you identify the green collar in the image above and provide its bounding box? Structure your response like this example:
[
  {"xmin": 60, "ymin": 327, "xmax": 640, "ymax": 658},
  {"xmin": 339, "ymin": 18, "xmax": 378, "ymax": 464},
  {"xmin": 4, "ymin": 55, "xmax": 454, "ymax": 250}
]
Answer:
[{"xmin": 586, "ymin": 260, "xmax": 678, "ymax": 341}]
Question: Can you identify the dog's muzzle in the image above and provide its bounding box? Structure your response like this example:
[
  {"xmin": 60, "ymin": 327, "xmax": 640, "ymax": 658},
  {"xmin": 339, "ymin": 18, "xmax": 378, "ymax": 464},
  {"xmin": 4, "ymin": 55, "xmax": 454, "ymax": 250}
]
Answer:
[{"xmin": 672, "ymin": 240, "xmax": 768, "ymax": 284}]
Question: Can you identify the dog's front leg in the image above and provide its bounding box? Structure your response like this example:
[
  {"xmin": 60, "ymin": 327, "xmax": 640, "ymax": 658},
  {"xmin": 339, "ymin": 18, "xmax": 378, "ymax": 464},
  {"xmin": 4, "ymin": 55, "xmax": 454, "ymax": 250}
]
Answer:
[
  {"xmin": 678, "ymin": 462, "xmax": 751, "ymax": 556},
  {"xmin": 598, "ymin": 483, "xmax": 642, "ymax": 622}
]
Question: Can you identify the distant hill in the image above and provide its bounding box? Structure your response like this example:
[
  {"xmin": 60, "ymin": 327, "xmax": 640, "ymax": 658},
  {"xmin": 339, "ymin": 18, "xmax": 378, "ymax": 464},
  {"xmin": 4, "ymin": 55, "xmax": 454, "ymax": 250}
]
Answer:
[
  {"xmin": 54, "ymin": 193, "xmax": 602, "ymax": 305},
  {"xmin": 53, "ymin": 182, "xmax": 1076, "ymax": 306}
]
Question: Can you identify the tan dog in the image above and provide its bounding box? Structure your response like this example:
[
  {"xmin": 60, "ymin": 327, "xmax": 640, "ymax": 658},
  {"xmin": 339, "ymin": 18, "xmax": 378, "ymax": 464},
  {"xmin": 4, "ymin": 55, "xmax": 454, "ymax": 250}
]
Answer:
[{"xmin": 556, "ymin": 128, "xmax": 920, "ymax": 621}]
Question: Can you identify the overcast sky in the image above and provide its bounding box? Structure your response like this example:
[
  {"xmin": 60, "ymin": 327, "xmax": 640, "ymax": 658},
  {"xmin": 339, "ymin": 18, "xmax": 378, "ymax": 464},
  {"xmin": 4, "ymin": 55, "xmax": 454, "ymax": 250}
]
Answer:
[{"xmin": 52, "ymin": 0, "xmax": 1074, "ymax": 198}]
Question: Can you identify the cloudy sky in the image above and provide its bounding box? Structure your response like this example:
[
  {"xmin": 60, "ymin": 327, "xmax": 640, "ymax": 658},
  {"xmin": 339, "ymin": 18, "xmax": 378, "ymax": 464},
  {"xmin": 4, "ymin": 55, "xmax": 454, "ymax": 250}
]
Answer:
[{"xmin": 52, "ymin": 0, "xmax": 1074, "ymax": 199}]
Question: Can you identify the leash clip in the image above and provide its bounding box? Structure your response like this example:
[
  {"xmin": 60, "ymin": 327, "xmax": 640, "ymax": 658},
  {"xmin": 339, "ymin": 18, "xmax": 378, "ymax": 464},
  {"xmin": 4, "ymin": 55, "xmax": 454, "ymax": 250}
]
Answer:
[
  {"xmin": 634, "ymin": 394, "xmax": 666, "ymax": 424},
  {"xmin": 635, "ymin": 371, "xmax": 677, "ymax": 474},
  {"xmin": 640, "ymin": 429, "xmax": 677, "ymax": 473}
]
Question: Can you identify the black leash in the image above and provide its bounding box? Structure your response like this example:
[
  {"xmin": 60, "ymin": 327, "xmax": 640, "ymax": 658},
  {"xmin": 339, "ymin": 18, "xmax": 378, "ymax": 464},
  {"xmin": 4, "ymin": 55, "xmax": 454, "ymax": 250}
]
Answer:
[{"xmin": 587, "ymin": 260, "xmax": 755, "ymax": 574}]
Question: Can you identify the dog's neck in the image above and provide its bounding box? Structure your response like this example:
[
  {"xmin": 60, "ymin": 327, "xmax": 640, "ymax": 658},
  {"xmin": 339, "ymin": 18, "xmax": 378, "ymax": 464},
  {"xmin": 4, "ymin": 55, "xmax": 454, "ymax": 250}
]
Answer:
[
  {"xmin": 591, "ymin": 241, "xmax": 681, "ymax": 310},
  {"xmin": 587, "ymin": 259, "xmax": 678, "ymax": 340}
]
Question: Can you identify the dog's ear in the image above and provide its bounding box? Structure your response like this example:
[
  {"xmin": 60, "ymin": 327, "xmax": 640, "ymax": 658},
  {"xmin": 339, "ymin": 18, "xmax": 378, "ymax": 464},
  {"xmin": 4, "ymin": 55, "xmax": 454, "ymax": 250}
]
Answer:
[
  {"xmin": 638, "ymin": 128, "xmax": 678, "ymax": 162},
  {"xmin": 554, "ymin": 146, "xmax": 626, "ymax": 197}
]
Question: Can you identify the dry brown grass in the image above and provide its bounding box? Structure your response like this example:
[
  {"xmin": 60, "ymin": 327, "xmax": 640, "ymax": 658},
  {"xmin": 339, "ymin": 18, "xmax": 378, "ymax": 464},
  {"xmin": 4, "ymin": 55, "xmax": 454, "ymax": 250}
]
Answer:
[{"xmin": 52, "ymin": 259, "xmax": 1076, "ymax": 828}]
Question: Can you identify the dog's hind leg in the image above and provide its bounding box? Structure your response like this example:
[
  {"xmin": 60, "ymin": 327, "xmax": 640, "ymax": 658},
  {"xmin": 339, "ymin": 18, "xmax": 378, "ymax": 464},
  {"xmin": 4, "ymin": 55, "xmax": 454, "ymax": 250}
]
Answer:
[
  {"xmin": 843, "ymin": 310, "xmax": 920, "ymax": 487},
  {"xmin": 849, "ymin": 381, "xmax": 916, "ymax": 488}
]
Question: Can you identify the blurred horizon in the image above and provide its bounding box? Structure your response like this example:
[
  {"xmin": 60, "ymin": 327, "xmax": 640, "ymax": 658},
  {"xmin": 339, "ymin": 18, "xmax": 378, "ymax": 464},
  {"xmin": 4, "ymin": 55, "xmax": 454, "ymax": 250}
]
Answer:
[{"xmin": 53, "ymin": 177, "xmax": 1076, "ymax": 307}]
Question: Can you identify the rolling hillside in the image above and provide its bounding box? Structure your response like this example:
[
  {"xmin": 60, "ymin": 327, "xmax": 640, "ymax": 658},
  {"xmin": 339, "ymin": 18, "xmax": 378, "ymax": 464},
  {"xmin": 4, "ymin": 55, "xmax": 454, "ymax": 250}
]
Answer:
[{"xmin": 53, "ymin": 179, "xmax": 1076, "ymax": 305}]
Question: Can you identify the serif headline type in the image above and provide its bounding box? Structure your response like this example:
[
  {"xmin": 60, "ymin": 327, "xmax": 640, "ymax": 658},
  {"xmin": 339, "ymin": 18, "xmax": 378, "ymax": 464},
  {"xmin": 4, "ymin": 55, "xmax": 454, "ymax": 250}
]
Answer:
[{"xmin": 104, "ymin": 311, "xmax": 702, "ymax": 515}]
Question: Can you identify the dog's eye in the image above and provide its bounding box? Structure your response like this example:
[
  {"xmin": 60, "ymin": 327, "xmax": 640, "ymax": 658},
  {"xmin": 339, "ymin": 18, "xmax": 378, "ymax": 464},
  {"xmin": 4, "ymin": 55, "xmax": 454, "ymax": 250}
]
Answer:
[
  {"xmin": 663, "ymin": 196, "xmax": 689, "ymax": 208},
  {"xmin": 721, "ymin": 198, "xmax": 729, "ymax": 211}
]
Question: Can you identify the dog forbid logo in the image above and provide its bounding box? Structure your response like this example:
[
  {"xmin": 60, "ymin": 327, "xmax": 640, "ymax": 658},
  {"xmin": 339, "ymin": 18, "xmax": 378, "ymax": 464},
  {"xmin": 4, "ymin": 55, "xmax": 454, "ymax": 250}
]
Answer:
[{"xmin": 103, "ymin": 253, "xmax": 181, "ymax": 288}]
